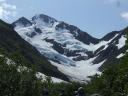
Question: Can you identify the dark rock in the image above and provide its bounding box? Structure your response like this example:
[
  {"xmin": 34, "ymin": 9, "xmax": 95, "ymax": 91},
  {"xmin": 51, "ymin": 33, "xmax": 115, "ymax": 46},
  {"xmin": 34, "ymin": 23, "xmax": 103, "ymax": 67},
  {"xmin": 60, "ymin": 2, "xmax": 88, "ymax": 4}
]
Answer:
[
  {"xmin": 32, "ymin": 14, "xmax": 57, "ymax": 25},
  {"xmin": 12, "ymin": 17, "xmax": 32, "ymax": 27},
  {"xmin": 34, "ymin": 27, "xmax": 42, "ymax": 34},
  {"xmin": 26, "ymin": 32, "xmax": 37, "ymax": 38},
  {"xmin": 101, "ymin": 31, "xmax": 119, "ymax": 41},
  {"xmin": 75, "ymin": 87, "xmax": 86, "ymax": 96}
]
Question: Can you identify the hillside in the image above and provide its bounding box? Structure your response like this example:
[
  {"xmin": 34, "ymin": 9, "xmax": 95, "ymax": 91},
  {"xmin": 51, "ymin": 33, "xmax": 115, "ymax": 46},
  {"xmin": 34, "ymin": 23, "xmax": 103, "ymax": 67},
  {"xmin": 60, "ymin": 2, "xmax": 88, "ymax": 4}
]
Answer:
[{"xmin": 0, "ymin": 19, "xmax": 69, "ymax": 81}]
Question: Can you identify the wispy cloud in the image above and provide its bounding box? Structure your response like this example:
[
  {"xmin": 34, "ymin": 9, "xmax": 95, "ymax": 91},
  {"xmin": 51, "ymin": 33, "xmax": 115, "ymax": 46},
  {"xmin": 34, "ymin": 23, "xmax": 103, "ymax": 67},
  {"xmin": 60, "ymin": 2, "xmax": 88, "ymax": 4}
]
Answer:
[
  {"xmin": 108, "ymin": 0, "xmax": 119, "ymax": 3},
  {"xmin": 108, "ymin": 0, "xmax": 125, "ymax": 3},
  {"xmin": 0, "ymin": 0, "xmax": 17, "ymax": 21},
  {"xmin": 107, "ymin": 0, "xmax": 122, "ymax": 7},
  {"xmin": 121, "ymin": 12, "xmax": 128, "ymax": 22},
  {"xmin": 106, "ymin": 0, "xmax": 127, "ymax": 6}
]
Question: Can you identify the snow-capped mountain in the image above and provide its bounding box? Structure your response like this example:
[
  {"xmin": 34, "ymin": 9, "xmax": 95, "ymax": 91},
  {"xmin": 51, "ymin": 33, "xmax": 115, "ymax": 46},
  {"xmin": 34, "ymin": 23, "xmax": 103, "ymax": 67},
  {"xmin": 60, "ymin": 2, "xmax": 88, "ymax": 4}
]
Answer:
[
  {"xmin": 0, "ymin": 19, "xmax": 69, "ymax": 81},
  {"xmin": 12, "ymin": 14, "xmax": 127, "ymax": 82}
]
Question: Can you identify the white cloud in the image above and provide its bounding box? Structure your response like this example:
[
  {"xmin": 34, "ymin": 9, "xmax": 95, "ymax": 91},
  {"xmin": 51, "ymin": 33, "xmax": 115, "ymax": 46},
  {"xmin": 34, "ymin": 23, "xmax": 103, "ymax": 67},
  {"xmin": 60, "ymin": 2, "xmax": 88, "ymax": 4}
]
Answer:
[
  {"xmin": 121, "ymin": 12, "xmax": 128, "ymax": 22},
  {"xmin": 0, "ymin": 0, "xmax": 5, "ymax": 2},
  {"xmin": 0, "ymin": 0, "xmax": 17, "ymax": 21}
]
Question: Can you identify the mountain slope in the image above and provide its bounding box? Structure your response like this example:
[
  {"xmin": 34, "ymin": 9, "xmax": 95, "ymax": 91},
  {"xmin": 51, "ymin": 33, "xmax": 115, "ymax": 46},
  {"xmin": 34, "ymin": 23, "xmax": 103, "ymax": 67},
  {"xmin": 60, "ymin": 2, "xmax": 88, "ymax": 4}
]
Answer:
[
  {"xmin": 86, "ymin": 30, "xmax": 128, "ymax": 96},
  {"xmin": 0, "ymin": 19, "xmax": 69, "ymax": 81},
  {"xmin": 12, "ymin": 14, "xmax": 127, "ymax": 82},
  {"xmin": 93, "ymin": 29, "xmax": 127, "ymax": 70}
]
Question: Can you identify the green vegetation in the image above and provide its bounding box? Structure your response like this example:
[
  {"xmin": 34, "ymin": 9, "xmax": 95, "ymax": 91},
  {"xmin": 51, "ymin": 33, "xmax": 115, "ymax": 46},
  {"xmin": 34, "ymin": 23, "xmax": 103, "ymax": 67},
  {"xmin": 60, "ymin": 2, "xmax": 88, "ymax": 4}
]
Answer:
[
  {"xmin": 0, "ymin": 52, "xmax": 42, "ymax": 96},
  {"xmin": 0, "ymin": 50, "xmax": 84, "ymax": 96}
]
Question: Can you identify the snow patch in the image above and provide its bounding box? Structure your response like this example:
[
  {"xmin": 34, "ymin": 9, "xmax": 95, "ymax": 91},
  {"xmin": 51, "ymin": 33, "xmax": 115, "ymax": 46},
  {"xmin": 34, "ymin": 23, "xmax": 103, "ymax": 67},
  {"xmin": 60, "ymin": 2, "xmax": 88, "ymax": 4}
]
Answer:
[
  {"xmin": 36, "ymin": 72, "xmax": 66, "ymax": 83},
  {"xmin": 116, "ymin": 35, "xmax": 127, "ymax": 49},
  {"xmin": 116, "ymin": 53, "xmax": 125, "ymax": 58}
]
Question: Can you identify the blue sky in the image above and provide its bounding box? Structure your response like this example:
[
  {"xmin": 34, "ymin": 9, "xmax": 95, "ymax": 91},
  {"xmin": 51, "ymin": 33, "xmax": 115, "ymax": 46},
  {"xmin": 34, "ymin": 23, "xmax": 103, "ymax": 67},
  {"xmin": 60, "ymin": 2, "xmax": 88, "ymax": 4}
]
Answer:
[{"xmin": 0, "ymin": 0, "xmax": 128, "ymax": 38}]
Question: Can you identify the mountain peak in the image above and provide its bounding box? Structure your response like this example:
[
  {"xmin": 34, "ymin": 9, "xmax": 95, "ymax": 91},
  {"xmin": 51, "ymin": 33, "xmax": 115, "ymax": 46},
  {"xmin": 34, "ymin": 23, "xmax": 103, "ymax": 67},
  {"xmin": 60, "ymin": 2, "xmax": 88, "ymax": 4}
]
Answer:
[
  {"xmin": 12, "ymin": 17, "xmax": 32, "ymax": 27},
  {"xmin": 19, "ymin": 17, "xmax": 28, "ymax": 20},
  {"xmin": 32, "ymin": 14, "xmax": 57, "ymax": 26}
]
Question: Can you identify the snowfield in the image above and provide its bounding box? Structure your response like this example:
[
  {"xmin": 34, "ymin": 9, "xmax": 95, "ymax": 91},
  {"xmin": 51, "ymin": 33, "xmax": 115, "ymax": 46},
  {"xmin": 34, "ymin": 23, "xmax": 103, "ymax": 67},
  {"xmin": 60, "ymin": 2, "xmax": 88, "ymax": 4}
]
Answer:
[
  {"xmin": 36, "ymin": 72, "xmax": 66, "ymax": 83},
  {"xmin": 116, "ymin": 35, "xmax": 127, "ymax": 49},
  {"xmin": 50, "ymin": 58, "xmax": 106, "ymax": 82}
]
